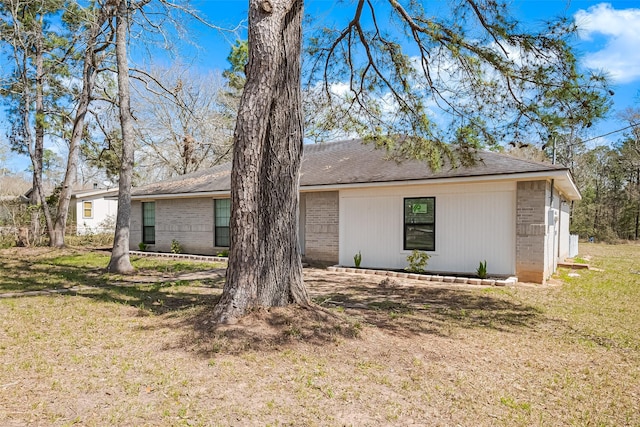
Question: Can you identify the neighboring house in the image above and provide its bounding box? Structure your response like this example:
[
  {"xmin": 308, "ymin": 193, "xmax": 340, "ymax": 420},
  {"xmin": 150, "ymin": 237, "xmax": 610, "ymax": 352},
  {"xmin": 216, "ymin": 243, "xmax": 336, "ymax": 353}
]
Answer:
[
  {"xmin": 0, "ymin": 194, "xmax": 29, "ymax": 223},
  {"xmin": 70, "ymin": 188, "xmax": 118, "ymax": 235},
  {"xmin": 0, "ymin": 194, "xmax": 29, "ymax": 242},
  {"xmin": 130, "ymin": 139, "xmax": 580, "ymax": 283}
]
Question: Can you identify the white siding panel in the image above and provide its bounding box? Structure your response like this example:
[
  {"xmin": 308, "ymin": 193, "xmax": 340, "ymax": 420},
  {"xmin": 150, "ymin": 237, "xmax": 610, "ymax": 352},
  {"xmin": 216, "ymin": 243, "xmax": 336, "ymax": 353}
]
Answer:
[
  {"xmin": 545, "ymin": 186, "xmax": 561, "ymax": 276},
  {"xmin": 340, "ymin": 195, "xmax": 403, "ymax": 269},
  {"xmin": 558, "ymin": 200, "xmax": 571, "ymax": 261},
  {"xmin": 339, "ymin": 181, "xmax": 516, "ymax": 275},
  {"xmin": 76, "ymin": 197, "xmax": 118, "ymax": 235},
  {"xmin": 436, "ymin": 191, "xmax": 515, "ymax": 275}
]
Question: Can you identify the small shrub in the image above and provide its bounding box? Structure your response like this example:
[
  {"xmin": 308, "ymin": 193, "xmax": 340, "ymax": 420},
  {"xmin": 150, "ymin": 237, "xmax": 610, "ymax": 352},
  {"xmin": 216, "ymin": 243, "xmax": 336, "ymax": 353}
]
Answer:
[
  {"xmin": 216, "ymin": 249, "xmax": 229, "ymax": 257},
  {"xmin": 171, "ymin": 239, "xmax": 183, "ymax": 254},
  {"xmin": 0, "ymin": 232, "xmax": 15, "ymax": 249},
  {"xmin": 138, "ymin": 242, "xmax": 148, "ymax": 251},
  {"xmin": 405, "ymin": 249, "xmax": 430, "ymax": 273},
  {"xmin": 354, "ymin": 251, "xmax": 362, "ymax": 268},
  {"xmin": 477, "ymin": 260, "xmax": 487, "ymax": 279}
]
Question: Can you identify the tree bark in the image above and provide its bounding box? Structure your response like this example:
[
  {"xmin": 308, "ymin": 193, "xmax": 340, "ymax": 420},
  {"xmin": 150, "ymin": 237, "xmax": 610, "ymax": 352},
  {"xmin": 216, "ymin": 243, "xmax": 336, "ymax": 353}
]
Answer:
[
  {"xmin": 107, "ymin": 0, "xmax": 135, "ymax": 274},
  {"xmin": 30, "ymin": 14, "xmax": 55, "ymax": 245},
  {"xmin": 50, "ymin": 65, "xmax": 93, "ymax": 247},
  {"xmin": 634, "ymin": 168, "xmax": 640, "ymax": 241},
  {"xmin": 213, "ymin": 0, "xmax": 310, "ymax": 323},
  {"xmin": 50, "ymin": 7, "xmax": 108, "ymax": 248}
]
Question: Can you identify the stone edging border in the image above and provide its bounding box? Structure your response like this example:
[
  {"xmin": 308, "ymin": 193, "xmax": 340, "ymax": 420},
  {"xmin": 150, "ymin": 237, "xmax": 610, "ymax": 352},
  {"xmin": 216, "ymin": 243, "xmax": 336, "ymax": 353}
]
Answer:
[
  {"xmin": 326, "ymin": 266, "xmax": 518, "ymax": 286},
  {"xmin": 121, "ymin": 253, "xmax": 518, "ymax": 286},
  {"xmin": 129, "ymin": 250, "xmax": 229, "ymax": 263}
]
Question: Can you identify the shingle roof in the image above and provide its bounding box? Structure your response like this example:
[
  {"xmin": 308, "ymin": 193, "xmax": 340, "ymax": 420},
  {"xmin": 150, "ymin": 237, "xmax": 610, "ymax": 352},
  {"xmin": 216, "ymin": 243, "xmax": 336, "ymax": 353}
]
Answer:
[
  {"xmin": 132, "ymin": 138, "xmax": 574, "ymax": 197},
  {"xmin": 299, "ymin": 139, "xmax": 566, "ymax": 186}
]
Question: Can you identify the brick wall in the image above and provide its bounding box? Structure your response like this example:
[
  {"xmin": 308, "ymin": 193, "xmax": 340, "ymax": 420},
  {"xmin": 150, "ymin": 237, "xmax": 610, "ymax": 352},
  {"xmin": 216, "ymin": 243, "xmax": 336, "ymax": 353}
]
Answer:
[
  {"xmin": 129, "ymin": 201, "xmax": 142, "ymax": 251},
  {"xmin": 303, "ymin": 191, "xmax": 339, "ymax": 263},
  {"xmin": 516, "ymin": 181, "xmax": 548, "ymax": 283},
  {"xmin": 129, "ymin": 198, "xmax": 216, "ymax": 255}
]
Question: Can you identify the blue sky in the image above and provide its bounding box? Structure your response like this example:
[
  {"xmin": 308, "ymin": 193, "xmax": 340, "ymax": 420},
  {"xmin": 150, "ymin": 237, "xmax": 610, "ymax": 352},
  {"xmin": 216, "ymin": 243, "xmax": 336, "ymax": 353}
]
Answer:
[
  {"xmin": 3, "ymin": 0, "xmax": 640, "ymax": 172},
  {"xmin": 190, "ymin": 0, "xmax": 640, "ymax": 143}
]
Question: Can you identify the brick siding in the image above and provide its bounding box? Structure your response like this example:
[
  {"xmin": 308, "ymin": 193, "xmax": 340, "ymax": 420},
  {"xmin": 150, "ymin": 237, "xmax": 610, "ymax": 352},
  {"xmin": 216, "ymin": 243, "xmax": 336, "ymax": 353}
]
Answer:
[
  {"xmin": 130, "ymin": 198, "xmax": 216, "ymax": 255},
  {"xmin": 516, "ymin": 181, "xmax": 548, "ymax": 283},
  {"xmin": 303, "ymin": 191, "xmax": 339, "ymax": 263}
]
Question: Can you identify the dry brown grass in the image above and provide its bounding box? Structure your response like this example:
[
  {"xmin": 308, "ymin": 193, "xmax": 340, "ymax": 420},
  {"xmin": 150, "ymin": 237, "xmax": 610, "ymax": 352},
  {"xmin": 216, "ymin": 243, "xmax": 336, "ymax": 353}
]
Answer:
[{"xmin": 0, "ymin": 244, "xmax": 638, "ymax": 426}]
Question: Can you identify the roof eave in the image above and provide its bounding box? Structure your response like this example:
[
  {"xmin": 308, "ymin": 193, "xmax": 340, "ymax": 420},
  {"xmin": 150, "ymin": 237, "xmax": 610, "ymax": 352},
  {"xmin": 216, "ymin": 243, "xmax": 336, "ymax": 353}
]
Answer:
[
  {"xmin": 302, "ymin": 169, "xmax": 582, "ymax": 200},
  {"xmin": 131, "ymin": 190, "xmax": 231, "ymax": 200},
  {"xmin": 130, "ymin": 170, "xmax": 581, "ymax": 201},
  {"xmin": 72, "ymin": 188, "xmax": 119, "ymax": 198}
]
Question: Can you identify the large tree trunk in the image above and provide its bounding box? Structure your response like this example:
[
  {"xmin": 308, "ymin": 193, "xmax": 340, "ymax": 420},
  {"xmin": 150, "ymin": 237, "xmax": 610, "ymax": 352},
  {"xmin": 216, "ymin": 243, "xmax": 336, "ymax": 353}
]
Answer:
[
  {"xmin": 107, "ymin": 0, "xmax": 135, "ymax": 274},
  {"xmin": 30, "ymin": 15, "xmax": 54, "ymax": 246},
  {"xmin": 28, "ymin": 178, "xmax": 41, "ymax": 246},
  {"xmin": 634, "ymin": 202, "xmax": 639, "ymax": 241},
  {"xmin": 50, "ymin": 9, "xmax": 106, "ymax": 248},
  {"xmin": 51, "ymin": 64, "xmax": 97, "ymax": 247},
  {"xmin": 213, "ymin": 0, "xmax": 309, "ymax": 323}
]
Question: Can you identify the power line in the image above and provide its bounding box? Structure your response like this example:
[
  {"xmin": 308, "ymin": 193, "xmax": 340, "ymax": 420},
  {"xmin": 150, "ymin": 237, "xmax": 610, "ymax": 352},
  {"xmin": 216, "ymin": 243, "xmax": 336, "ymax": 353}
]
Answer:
[{"xmin": 581, "ymin": 122, "xmax": 640, "ymax": 144}]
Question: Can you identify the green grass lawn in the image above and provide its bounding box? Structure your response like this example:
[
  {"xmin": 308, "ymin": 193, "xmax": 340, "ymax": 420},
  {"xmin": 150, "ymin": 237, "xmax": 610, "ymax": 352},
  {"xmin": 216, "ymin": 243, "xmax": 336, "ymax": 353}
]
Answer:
[
  {"xmin": 533, "ymin": 243, "xmax": 640, "ymax": 351},
  {"xmin": 0, "ymin": 244, "xmax": 638, "ymax": 426}
]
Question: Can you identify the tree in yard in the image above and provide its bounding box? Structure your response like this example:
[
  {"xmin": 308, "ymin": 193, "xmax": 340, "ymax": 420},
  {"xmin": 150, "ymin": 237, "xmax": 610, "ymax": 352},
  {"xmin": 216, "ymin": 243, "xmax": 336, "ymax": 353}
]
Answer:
[
  {"xmin": 80, "ymin": 117, "xmax": 127, "ymax": 185},
  {"xmin": 132, "ymin": 65, "xmax": 236, "ymax": 181},
  {"xmin": 0, "ymin": 0, "xmax": 70, "ymax": 244},
  {"xmin": 105, "ymin": 0, "xmax": 230, "ymax": 272},
  {"xmin": 613, "ymin": 109, "xmax": 640, "ymax": 240},
  {"xmin": 569, "ymin": 109, "xmax": 640, "ymax": 242},
  {"xmin": 213, "ymin": 0, "xmax": 611, "ymax": 322},
  {"xmin": 48, "ymin": 0, "xmax": 114, "ymax": 247},
  {"xmin": 106, "ymin": 0, "xmax": 145, "ymax": 274},
  {"xmin": 222, "ymin": 39, "xmax": 248, "ymax": 100},
  {"xmin": 212, "ymin": 0, "xmax": 309, "ymax": 323},
  {"xmin": 0, "ymin": 0, "xmax": 115, "ymax": 247}
]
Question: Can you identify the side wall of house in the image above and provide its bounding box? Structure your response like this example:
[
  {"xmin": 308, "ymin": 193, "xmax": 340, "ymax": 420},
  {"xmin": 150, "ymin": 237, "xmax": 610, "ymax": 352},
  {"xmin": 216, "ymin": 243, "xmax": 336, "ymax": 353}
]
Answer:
[
  {"xmin": 302, "ymin": 191, "xmax": 339, "ymax": 263},
  {"xmin": 558, "ymin": 196, "xmax": 571, "ymax": 261},
  {"xmin": 546, "ymin": 184, "xmax": 561, "ymax": 277},
  {"xmin": 76, "ymin": 197, "xmax": 118, "ymax": 235},
  {"xmin": 130, "ymin": 198, "xmax": 216, "ymax": 255},
  {"xmin": 339, "ymin": 181, "xmax": 516, "ymax": 275}
]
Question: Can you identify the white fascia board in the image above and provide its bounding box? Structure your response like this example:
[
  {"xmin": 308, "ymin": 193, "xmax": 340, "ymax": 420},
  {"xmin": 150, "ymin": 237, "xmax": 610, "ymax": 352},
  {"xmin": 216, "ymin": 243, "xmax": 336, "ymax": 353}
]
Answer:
[
  {"xmin": 73, "ymin": 188, "xmax": 119, "ymax": 198},
  {"xmin": 553, "ymin": 175, "xmax": 581, "ymax": 201},
  {"xmin": 130, "ymin": 170, "xmax": 581, "ymax": 202}
]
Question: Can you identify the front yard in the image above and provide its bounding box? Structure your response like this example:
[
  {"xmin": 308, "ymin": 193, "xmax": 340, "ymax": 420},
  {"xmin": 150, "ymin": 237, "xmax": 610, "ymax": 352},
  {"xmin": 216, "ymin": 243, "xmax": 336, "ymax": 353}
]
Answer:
[{"xmin": 0, "ymin": 244, "xmax": 638, "ymax": 426}]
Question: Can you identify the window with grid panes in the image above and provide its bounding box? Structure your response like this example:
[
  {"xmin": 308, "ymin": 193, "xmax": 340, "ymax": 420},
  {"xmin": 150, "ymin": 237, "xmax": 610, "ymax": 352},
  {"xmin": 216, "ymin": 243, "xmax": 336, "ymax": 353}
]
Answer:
[
  {"xmin": 82, "ymin": 201, "xmax": 93, "ymax": 218},
  {"xmin": 142, "ymin": 202, "xmax": 155, "ymax": 244},
  {"xmin": 214, "ymin": 199, "xmax": 230, "ymax": 247}
]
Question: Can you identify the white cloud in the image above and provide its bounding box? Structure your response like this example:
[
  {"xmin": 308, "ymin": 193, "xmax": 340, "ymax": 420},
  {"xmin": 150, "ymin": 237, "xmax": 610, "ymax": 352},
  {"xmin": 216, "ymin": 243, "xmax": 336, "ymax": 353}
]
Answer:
[{"xmin": 574, "ymin": 3, "xmax": 640, "ymax": 84}]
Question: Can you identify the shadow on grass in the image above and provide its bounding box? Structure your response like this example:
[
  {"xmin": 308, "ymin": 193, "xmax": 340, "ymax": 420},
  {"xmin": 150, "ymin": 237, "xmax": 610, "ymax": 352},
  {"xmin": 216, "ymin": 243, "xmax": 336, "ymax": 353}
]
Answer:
[
  {"xmin": 0, "ymin": 259, "xmax": 106, "ymax": 293},
  {"xmin": 0, "ymin": 250, "xmax": 546, "ymax": 357},
  {"xmin": 0, "ymin": 252, "xmax": 227, "ymax": 317},
  {"xmin": 163, "ymin": 274, "xmax": 545, "ymax": 358},
  {"xmin": 310, "ymin": 283, "xmax": 542, "ymax": 337},
  {"xmin": 171, "ymin": 304, "xmax": 365, "ymax": 357},
  {"xmin": 84, "ymin": 278, "xmax": 225, "ymax": 315}
]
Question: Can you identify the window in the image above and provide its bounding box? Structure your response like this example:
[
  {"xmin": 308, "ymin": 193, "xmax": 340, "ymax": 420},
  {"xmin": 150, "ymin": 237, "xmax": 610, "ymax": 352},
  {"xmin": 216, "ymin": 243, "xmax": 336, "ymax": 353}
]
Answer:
[
  {"xmin": 215, "ymin": 199, "xmax": 231, "ymax": 247},
  {"xmin": 142, "ymin": 202, "xmax": 155, "ymax": 244},
  {"xmin": 404, "ymin": 197, "xmax": 435, "ymax": 251},
  {"xmin": 82, "ymin": 201, "xmax": 93, "ymax": 218}
]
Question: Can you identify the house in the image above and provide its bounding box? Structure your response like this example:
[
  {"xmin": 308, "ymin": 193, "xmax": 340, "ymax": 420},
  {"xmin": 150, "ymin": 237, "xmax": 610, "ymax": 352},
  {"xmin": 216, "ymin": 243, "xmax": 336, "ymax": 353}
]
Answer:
[
  {"xmin": 129, "ymin": 139, "xmax": 580, "ymax": 283},
  {"xmin": 70, "ymin": 188, "xmax": 118, "ymax": 235}
]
